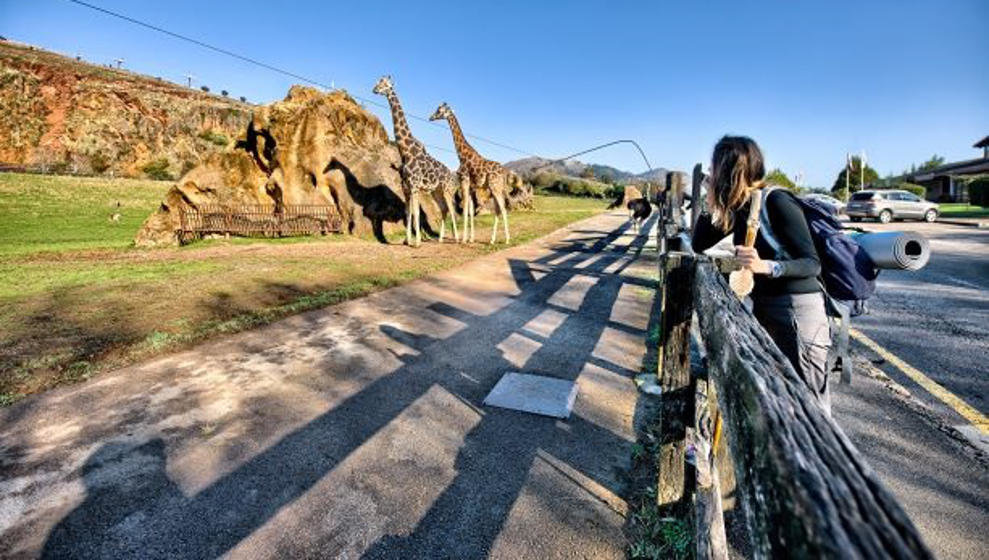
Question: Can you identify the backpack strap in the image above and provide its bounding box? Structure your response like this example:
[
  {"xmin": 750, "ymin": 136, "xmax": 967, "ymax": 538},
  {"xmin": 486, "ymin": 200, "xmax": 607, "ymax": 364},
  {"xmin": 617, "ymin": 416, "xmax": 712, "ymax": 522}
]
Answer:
[{"xmin": 757, "ymin": 186, "xmax": 790, "ymax": 259}]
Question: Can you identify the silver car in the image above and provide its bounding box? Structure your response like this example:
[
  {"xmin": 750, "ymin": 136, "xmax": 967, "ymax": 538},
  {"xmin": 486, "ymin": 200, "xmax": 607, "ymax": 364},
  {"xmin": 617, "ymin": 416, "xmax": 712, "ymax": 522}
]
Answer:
[
  {"xmin": 802, "ymin": 193, "xmax": 845, "ymax": 216},
  {"xmin": 845, "ymin": 190, "xmax": 939, "ymax": 223}
]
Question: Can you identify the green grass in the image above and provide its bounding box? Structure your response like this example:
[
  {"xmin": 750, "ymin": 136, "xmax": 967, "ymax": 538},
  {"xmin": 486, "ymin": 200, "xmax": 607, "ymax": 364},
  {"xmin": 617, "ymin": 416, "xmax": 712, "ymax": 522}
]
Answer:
[
  {"xmin": 0, "ymin": 172, "xmax": 605, "ymax": 404},
  {"xmin": 938, "ymin": 203, "xmax": 989, "ymax": 219},
  {"xmin": 0, "ymin": 172, "xmax": 171, "ymax": 256}
]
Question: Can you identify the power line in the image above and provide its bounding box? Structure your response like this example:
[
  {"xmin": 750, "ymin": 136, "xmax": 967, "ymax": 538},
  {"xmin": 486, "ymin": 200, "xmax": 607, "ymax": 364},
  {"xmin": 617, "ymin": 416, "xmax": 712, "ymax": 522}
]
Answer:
[
  {"xmin": 64, "ymin": 0, "xmax": 537, "ymax": 157},
  {"xmin": 533, "ymin": 140, "xmax": 655, "ymax": 177}
]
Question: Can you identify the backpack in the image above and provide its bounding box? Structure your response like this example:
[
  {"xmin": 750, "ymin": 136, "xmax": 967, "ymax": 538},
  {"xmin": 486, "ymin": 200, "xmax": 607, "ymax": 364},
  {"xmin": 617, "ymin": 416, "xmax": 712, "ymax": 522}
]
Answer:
[{"xmin": 757, "ymin": 187, "xmax": 878, "ymax": 308}]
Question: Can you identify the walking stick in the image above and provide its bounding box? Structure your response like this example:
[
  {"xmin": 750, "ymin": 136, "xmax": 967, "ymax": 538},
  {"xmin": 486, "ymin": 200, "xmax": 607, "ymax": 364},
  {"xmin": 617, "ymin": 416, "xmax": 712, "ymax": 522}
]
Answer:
[{"xmin": 728, "ymin": 189, "xmax": 763, "ymax": 298}]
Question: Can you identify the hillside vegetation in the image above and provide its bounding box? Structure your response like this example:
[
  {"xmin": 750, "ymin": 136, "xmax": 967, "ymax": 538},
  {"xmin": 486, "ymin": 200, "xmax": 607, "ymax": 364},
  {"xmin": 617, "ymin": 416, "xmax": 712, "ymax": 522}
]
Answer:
[
  {"xmin": 0, "ymin": 40, "xmax": 250, "ymax": 179},
  {"xmin": 0, "ymin": 172, "xmax": 605, "ymax": 405},
  {"xmin": 527, "ymin": 170, "xmax": 623, "ymax": 199}
]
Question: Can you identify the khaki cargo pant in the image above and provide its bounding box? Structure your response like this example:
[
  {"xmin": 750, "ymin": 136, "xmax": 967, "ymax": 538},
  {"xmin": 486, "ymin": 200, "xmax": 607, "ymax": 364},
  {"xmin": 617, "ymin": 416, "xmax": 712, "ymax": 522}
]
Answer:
[{"xmin": 753, "ymin": 292, "xmax": 832, "ymax": 414}]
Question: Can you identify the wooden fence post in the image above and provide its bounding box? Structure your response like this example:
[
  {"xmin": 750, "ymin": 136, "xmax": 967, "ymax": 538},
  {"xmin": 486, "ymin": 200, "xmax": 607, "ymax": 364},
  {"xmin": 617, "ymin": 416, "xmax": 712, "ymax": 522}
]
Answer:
[
  {"xmin": 656, "ymin": 250, "xmax": 695, "ymax": 513},
  {"xmin": 691, "ymin": 163, "xmax": 704, "ymax": 230}
]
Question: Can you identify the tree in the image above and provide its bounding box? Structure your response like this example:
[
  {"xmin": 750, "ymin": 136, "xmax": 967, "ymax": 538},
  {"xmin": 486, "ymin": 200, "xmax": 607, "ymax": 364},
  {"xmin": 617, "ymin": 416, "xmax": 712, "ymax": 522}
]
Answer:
[
  {"xmin": 239, "ymin": 96, "xmax": 247, "ymax": 103},
  {"xmin": 580, "ymin": 166, "xmax": 595, "ymax": 180},
  {"xmin": 200, "ymin": 85, "xmax": 210, "ymax": 92},
  {"xmin": 221, "ymin": 90, "xmax": 228, "ymax": 97},
  {"xmin": 765, "ymin": 168, "xmax": 800, "ymax": 192},
  {"xmin": 832, "ymin": 156, "xmax": 879, "ymax": 194},
  {"xmin": 919, "ymin": 154, "xmax": 945, "ymax": 171}
]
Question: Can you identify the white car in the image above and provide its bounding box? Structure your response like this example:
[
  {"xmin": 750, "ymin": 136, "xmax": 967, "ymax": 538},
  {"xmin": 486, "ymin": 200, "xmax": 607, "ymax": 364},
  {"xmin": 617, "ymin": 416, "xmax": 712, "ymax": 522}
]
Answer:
[{"xmin": 802, "ymin": 193, "xmax": 845, "ymax": 216}]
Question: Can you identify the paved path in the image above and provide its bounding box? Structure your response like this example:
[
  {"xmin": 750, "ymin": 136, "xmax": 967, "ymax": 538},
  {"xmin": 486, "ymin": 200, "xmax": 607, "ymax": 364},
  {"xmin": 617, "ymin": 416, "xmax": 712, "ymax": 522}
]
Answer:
[{"xmin": 0, "ymin": 210, "xmax": 660, "ymax": 559}]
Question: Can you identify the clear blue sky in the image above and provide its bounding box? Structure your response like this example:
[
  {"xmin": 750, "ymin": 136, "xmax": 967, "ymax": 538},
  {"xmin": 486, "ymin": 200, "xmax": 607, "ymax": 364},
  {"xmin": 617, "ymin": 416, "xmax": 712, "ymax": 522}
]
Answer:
[{"xmin": 2, "ymin": 0, "xmax": 987, "ymax": 187}]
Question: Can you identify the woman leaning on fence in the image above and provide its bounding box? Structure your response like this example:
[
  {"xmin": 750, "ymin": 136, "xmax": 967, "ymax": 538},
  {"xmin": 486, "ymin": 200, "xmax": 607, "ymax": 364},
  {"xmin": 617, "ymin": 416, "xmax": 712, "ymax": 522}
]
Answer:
[{"xmin": 691, "ymin": 135, "xmax": 832, "ymax": 413}]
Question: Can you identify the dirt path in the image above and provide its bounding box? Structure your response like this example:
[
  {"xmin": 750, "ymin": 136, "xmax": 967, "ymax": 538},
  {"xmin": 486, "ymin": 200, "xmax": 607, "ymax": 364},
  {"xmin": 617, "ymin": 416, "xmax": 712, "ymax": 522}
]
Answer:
[{"xmin": 0, "ymin": 210, "xmax": 660, "ymax": 559}]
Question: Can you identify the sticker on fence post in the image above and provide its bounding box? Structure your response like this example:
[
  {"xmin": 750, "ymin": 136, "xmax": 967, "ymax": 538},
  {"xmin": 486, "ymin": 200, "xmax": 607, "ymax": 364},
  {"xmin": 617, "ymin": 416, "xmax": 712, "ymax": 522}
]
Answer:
[{"xmin": 483, "ymin": 372, "xmax": 579, "ymax": 419}]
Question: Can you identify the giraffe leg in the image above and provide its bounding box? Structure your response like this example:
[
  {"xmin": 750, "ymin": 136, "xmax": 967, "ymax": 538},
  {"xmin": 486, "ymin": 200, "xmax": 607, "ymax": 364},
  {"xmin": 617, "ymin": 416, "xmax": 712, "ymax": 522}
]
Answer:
[
  {"xmin": 405, "ymin": 192, "xmax": 413, "ymax": 246},
  {"xmin": 500, "ymin": 196, "xmax": 510, "ymax": 243},
  {"xmin": 439, "ymin": 201, "xmax": 446, "ymax": 243},
  {"xmin": 446, "ymin": 192, "xmax": 459, "ymax": 243},
  {"xmin": 468, "ymin": 194, "xmax": 476, "ymax": 244},
  {"xmin": 491, "ymin": 213, "xmax": 499, "ymax": 244},
  {"xmin": 494, "ymin": 192, "xmax": 510, "ymax": 244},
  {"xmin": 413, "ymin": 194, "xmax": 422, "ymax": 247}
]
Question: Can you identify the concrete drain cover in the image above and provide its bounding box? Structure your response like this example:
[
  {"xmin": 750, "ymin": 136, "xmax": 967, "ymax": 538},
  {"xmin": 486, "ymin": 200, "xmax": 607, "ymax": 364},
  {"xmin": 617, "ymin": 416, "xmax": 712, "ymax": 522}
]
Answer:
[{"xmin": 483, "ymin": 372, "xmax": 578, "ymax": 419}]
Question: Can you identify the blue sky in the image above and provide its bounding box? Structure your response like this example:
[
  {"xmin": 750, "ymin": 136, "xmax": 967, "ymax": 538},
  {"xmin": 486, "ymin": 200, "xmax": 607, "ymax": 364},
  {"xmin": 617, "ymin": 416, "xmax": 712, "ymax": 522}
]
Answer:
[{"xmin": 2, "ymin": 0, "xmax": 987, "ymax": 187}]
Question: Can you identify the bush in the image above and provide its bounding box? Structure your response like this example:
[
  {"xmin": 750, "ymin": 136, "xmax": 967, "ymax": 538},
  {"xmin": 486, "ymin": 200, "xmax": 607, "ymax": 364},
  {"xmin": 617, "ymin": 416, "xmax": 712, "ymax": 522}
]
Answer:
[
  {"xmin": 198, "ymin": 130, "xmax": 229, "ymax": 146},
  {"xmin": 141, "ymin": 158, "xmax": 173, "ymax": 181},
  {"xmin": 88, "ymin": 153, "xmax": 111, "ymax": 174},
  {"xmin": 969, "ymin": 177, "xmax": 989, "ymax": 207},
  {"xmin": 895, "ymin": 182, "xmax": 927, "ymax": 199}
]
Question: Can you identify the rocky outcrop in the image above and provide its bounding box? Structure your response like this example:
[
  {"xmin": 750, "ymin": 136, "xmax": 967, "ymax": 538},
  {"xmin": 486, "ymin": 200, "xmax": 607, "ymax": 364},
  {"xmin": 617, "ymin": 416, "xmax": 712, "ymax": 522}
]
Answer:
[
  {"xmin": 0, "ymin": 40, "xmax": 249, "ymax": 178},
  {"xmin": 135, "ymin": 86, "xmax": 423, "ymax": 247}
]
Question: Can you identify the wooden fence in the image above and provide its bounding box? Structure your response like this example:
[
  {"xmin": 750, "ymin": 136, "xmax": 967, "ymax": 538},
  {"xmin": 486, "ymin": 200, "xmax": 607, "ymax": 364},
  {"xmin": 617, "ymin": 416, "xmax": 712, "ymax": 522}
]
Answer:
[
  {"xmin": 653, "ymin": 170, "xmax": 933, "ymax": 559},
  {"xmin": 178, "ymin": 204, "xmax": 342, "ymax": 243}
]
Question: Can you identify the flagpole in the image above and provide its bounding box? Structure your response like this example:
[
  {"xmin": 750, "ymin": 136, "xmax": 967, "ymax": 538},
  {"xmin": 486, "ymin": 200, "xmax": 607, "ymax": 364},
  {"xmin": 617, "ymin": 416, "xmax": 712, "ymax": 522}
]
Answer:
[
  {"xmin": 845, "ymin": 153, "xmax": 850, "ymax": 202},
  {"xmin": 860, "ymin": 150, "xmax": 866, "ymax": 189}
]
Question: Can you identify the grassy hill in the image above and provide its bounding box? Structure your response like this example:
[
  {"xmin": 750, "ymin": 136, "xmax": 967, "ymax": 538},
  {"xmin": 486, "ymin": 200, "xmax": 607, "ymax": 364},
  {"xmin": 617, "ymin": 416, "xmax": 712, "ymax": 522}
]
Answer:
[{"xmin": 0, "ymin": 39, "xmax": 250, "ymax": 179}]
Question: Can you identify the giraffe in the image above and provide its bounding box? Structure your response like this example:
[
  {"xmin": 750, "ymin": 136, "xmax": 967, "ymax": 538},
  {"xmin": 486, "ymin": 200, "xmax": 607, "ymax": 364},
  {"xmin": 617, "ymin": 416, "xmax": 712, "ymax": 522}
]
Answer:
[
  {"xmin": 429, "ymin": 103, "xmax": 511, "ymax": 244},
  {"xmin": 372, "ymin": 76, "xmax": 460, "ymax": 246}
]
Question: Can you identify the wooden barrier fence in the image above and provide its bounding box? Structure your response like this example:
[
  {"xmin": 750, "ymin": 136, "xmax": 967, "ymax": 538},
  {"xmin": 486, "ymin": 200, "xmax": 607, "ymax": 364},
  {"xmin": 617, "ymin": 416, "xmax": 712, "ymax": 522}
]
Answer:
[
  {"xmin": 653, "ymin": 169, "xmax": 933, "ymax": 559},
  {"xmin": 178, "ymin": 204, "xmax": 342, "ymax": 243}
]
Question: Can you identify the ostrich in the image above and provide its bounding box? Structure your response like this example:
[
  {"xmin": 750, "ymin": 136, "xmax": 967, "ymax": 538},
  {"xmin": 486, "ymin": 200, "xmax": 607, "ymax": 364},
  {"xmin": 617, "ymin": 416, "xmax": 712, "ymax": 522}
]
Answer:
[{"xmin": 626, "ymin": 198, "xmax": 651, "ymax": 233}]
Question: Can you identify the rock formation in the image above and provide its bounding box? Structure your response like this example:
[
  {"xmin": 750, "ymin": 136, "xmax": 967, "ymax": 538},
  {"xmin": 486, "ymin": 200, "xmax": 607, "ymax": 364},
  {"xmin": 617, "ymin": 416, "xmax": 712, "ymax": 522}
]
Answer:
[
  {"xmin": 135, "ymin": 86, "xmax": 428, "ymax": 247},
  {"xmin": 0, "ymin": 40, "xmax": 248, "ymax": 178}
]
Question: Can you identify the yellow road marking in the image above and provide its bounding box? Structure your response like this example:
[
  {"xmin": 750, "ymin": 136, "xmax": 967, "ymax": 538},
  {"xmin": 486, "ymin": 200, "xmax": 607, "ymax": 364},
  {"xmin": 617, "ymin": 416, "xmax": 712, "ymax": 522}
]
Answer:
[{"xmin": 850, "ymin": 327, "xmax": 989, "ymax": 436}]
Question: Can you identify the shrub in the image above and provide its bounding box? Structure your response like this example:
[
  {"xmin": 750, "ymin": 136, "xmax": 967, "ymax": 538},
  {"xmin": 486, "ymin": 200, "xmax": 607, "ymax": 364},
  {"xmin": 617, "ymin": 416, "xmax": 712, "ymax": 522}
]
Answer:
[
  {"xmin": 895, "ymin": 182, "xmax": 927, "ymax": 199},
  {"xmin": 200, "ymin": 85, "xmax": 210, "ymax": 92},
  {"xmin": 221, "ymin": 90, "xmax": 228, "ymax": 97},
  {"xmin": 198, "ymin": 130, "xmax": 229, "ymax": 146},
  {"xmin": 527, "ymin": 171, "xmax": 611, "ymax": 198},
  {"xmin": 88, "ymin": 152, "xmax": 111, "ymax": 174},
  {"xmin": 239, "ymin": 96, "xmax": 247, "ymax": 103},
  {"xmin": 141, "ymin": 158, "xmax": 173, "ymax": 181},
  {"xmin": 969, "ymin": 177, "xmax": 989, "ymax": 207}
]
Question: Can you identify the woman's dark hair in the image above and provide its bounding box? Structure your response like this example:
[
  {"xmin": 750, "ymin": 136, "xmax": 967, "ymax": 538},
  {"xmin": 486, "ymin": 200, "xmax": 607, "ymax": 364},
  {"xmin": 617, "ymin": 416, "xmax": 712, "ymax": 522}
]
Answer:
[{"xmin": 709, "ymin": 135, "xmax": 766, "ymax": 231}]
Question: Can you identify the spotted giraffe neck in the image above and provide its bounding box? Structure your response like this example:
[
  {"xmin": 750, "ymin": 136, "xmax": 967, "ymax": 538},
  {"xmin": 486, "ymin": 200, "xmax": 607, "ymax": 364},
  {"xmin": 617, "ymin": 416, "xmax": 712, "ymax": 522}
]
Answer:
[
  {"xmin": 384, "ymin": 89, "xmax": 417, "ymax": 161},
  {"xmin": 444, "ymin": 112, "xmax": 480, "ymax": 165}
]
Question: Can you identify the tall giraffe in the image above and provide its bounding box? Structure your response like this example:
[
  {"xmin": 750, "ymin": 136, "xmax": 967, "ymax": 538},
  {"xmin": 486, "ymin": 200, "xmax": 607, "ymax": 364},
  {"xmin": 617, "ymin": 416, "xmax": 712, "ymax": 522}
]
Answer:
[
  {"xmin": 429, "ymin": 103, "xmax": 510, "ymax": 244},
  {"xmin": 373, "ymin": 76, "xmax": 460, "ymax": 246}
]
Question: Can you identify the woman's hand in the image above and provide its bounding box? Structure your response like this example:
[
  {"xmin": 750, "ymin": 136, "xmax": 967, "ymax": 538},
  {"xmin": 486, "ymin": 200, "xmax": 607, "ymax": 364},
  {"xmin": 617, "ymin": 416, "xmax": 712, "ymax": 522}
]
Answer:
[{"xmin": 735, "ymin": 246, "xmax": 772, "ymax": 275}]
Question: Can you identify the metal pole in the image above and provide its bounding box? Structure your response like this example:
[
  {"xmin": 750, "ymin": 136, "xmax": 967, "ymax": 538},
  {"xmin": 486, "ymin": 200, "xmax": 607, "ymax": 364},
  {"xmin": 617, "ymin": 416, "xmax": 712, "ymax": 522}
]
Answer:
[
  {"xmin": 531, "ymin": 139, "xmax": 654, "ymax": 194},
  {"xmin": 845, "ymin": 153, "xmax": 850, "ymax": 201}
]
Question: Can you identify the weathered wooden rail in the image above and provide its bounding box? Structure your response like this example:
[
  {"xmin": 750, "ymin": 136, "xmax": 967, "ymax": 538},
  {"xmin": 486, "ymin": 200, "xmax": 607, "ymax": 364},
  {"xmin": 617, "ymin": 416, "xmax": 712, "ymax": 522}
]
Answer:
[
  {"xmin": 653, "ymin": 169, "xmax": 933, "ymax": 558},
  {"xmin": 179, "ymin": 204, "xmax": 342, "ymax": 243}
]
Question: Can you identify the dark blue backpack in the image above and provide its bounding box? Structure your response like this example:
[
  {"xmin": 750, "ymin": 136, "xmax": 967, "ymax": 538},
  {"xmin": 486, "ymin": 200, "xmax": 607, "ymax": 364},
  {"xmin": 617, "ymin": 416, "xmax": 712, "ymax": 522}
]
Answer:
[{"xmin": 758, "ymin": 187, "xmax": 878, "ymax": 305}]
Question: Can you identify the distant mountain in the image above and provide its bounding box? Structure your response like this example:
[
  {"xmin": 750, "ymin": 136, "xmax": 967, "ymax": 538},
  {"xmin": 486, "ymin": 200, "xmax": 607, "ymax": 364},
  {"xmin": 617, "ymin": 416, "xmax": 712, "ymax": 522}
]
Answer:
[{"xmin": 505, "ymin": 156, "xmax": 674, "ymax": 185}]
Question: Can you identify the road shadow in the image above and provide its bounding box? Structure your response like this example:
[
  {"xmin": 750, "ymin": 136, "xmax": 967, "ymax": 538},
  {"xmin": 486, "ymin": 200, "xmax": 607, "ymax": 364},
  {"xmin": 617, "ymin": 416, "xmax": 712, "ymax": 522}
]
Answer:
[{"xmin": 39, "ymin": 213, "xmax": 660, "ymax": 558}]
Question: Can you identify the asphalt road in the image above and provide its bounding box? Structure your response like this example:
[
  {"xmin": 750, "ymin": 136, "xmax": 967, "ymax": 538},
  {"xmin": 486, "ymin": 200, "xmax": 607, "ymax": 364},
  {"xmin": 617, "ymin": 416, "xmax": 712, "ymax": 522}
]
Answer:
[
  {"xmin": 831, "ymin": 219, "xmax": 989, "ymax": 560},
  {"xmin": 847, "ymin": 221, "xmax": 988, "ymax": 434}
]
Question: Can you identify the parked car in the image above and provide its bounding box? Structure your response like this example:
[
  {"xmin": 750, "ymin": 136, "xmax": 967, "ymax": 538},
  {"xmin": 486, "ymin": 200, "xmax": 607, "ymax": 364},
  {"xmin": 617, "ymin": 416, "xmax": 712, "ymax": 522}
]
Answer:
[
  {"xmin": 845, "ymin": 190, "xmax": 939, "ymax": 223},
  {"xmin": 802, "ymin": 193, "xmax": 845, "ymax": 216}
]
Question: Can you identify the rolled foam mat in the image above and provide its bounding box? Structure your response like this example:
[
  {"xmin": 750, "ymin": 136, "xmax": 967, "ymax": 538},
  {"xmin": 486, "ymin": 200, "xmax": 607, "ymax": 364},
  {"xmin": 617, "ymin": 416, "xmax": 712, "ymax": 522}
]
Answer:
[{"xmin": 853, "ymin": 231, "xmax": 930, "ymax": 271}]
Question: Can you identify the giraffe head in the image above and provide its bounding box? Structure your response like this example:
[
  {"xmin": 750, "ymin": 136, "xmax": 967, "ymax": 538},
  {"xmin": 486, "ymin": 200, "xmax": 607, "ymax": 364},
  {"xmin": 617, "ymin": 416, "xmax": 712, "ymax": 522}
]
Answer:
[
  {"xmin": 429, "ymin": 102, "xmax": 454, "ymax": 122},
  {"xmin": 372, "ymin": 75, "xmax": 394, "ymax": 96}
]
